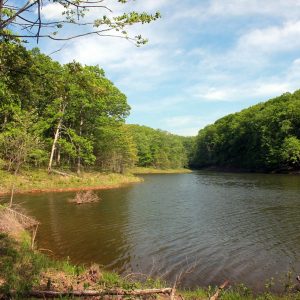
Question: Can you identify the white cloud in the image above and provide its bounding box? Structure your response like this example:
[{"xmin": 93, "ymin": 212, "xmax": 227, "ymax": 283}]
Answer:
[
  {"xmin": 238, "ymin": 21, "xmax": 300, "ymax": 53},
  {"xmin": 254, "ymin": 83, "xmax": 290, "ymax": 98},
  {"xmin": 39, "ymin": 0, "xmax": 300, "ymax": 136},
  {"xmin": 130, "ymin": 0, "xmax": 172, "ymax": 11},
  {"xmin": 206, "ymin": 0, "xmax": 300, "ymax": 18},
  {"xmin": 173, "ymin": 0, "xmax": 300, "ymax": 21},
  {"xmin": 189, "ymin": 86, "xmax": 238, "ymax": 102},
  {"xmin": 40, "ymin": 3, "xmax": 64, "ymax": 20}
]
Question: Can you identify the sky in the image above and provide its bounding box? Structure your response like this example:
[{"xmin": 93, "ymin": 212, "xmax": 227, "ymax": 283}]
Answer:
[{"xmin": 28, "ymin": 0, "xmax": 300, "ymax": 136}]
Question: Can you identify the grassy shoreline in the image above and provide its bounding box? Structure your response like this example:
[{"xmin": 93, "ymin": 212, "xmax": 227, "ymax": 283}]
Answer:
[
  {"xmin": 130, "ymin": 167, "xmax": 192, "ymax": 174},
  {"xmin": 0, "ymin": 169, "xmax": 143, "ymax": 196},
  {"xmin": 1, "ymin": 230, "xmax": 300, "ymax": 300},
  {"xmin": 0, "ymin": 168, "xmax": 192, "ymax": 196}
]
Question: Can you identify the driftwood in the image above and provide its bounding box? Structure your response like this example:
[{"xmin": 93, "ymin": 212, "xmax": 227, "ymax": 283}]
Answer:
[
  {"xmin": 21, "ymin": 288, "xmax": 173, "ymax": 298},
  {"xmin": 209, "ymin": 281, "xmax": 229, "ymax": 300},
  {"xmin": 49, "ymin": 169, "xmax": 75, "ymax": 177},
  {"xmin": 69, "ymin": 191, "xmax": 100, "ymax": 204}
]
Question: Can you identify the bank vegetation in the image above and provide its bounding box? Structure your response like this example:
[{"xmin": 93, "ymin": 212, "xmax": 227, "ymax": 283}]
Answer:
[{"xmin": 0, "ymin": 41, "xmax": 193, "ymax": 183}]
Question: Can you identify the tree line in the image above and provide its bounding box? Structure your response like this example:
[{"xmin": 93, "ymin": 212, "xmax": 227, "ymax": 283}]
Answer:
[
  {"xmin": 128, "ymin": 125, "xmax": 194, "ymax": 169},
  {"xmin": 191, "ymin": 90, "xmax": 300, "ymax": 172},
  {"xmin": 0, "ymin": 41, "xmax": 191, "ymax": 174}
]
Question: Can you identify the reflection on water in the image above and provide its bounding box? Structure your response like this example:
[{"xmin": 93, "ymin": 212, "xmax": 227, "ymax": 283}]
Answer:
[{"xmin": 2, "ymin": 171, "xmax": 300, "ymax": 291}]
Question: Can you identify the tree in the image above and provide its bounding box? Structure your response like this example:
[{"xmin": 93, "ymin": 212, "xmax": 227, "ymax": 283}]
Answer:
[
  {"xmin": 0, "ymin": 0, "xmax": 160, "ymax": 45},
  {"xmin": 281, "ymin": 136, "xmax": 300, "ymax": 168},
  {"xmin": 0, "ymin": 110, "xmax": 44, "ymax": 174},
  {"xmin": 94, "ymin": 124, "xmax": 137, "ymax": 173},
  {"xmin": 192, "ymin": 90, "xmax": 300, "ymax": 172},
  {"xmin": 127, "ymin": 124, "xmax": 190, "ymax": 169}
]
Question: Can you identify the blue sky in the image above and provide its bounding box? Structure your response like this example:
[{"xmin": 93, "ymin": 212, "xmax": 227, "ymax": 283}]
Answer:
[{"xmin": 28, "ymin": 0, "xmax": 300, "ymax": 136}]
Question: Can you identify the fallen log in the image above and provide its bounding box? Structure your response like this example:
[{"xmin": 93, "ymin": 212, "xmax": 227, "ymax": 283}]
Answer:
[
  {"xmin": 21, "ymin": 288, "xmax": 173, "ymax": 298},
  {"xmin": 209, "ymin": 281, "xmax": 229, "ymax": 300},
  {"xmin": 49, "ymin": 169, "xmax": 76, "ymax": 177}
]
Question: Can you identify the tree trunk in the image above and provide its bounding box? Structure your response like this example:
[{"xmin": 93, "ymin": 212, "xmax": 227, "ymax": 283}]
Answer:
[
  {"xmin": 22, "ymin": 288, "xmax": 173, "ymax": 298},
  {"xmin": 57, "ymin": 146, "xmax": 61, "ymax": 166},
  {"xmin": 77, "ymin": 115, "xmax": 83, "ymax": 175},
  {"xmin": 48, "ymin": 104, "xmax": 65, "ymax": 173},
  {"xmin": 0, "ymin": 0, "xmax": 3, "ymax": 22}
]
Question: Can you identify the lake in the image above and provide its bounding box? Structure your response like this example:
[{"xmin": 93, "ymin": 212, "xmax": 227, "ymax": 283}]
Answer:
[{"xmin": 2, "ymin": 171, "xmax": 300, "ymax": 291}]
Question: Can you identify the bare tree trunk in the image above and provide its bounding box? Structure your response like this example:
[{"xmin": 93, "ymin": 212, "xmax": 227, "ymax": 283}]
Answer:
[
  {"xmin": 21, "ymin": 288, "xmax": 173, "ymax": 298},
  {"xmin": 48, "ymin": 104, "xmax": 65, "ymax": 173},
  {"xmin": 77, "ymin": 115, "xmax": 83, "ymax": 175},
  {"xmin": 57, "ymin": 146, "xmax": 61, "ymax": 166},
  {"xmin": 0, "ymin": 0, "xmax": 3, "ymax": 22}
]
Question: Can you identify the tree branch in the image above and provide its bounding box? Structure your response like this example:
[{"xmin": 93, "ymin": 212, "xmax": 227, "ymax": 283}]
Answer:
[{"xmin": 0, "ymin": 0, "xmax": 38, "ymax": 30}]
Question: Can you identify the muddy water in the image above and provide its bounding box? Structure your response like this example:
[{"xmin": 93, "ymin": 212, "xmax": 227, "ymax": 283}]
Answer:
[{"xmin": 3, "ymin": 171, "xmax": 300, "ymax": 291}]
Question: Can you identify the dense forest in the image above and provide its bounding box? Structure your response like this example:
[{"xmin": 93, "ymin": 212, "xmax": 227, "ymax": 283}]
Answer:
[
  {"xmin": 192, "ymin": 91, "xmax": 300, "ymax": 172},
  {"xmin": 2, "ymin": 40, "xmax": 300, "ymax": 175},
  {"xmin": 0, "ymin": 41, "xmax": 191, "ymax": 174},
  {"xmin": 128, "ymin": 125, "xmax": 194, "ymax": 169}
]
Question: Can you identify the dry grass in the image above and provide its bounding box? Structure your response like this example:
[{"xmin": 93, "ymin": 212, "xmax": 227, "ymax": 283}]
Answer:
[
  {"xmin": 38, "ymin": 264, "xmax": 102, "ymax": 292},
  {"xmin": 0, "ymin": 206, "xmax": 38, "ymax": 239},
  {"xmin": 69, "ymin": 191, "xmax": 100, "ymax": 204},
  {"xmin": 130, "ymin": 167, "xmax": 192, "ymax": 174},
  {"xmin": 0, "ymin": 169, "xmax": 143, "ymax": 195}
]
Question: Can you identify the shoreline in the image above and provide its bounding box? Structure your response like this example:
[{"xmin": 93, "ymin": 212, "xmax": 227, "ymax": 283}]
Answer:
[
  {"xmin": 193, "ymin": 166, "xmax": 300, "ymax": 174},
  {"xmin": 0, "ymin": 168, "xmax": 192, "ymax": 196},
  {"xmin": 130, "ymin": 167, "xmax": 192, "ymax": 174},
  {"xmin": 0, "ymin": 183, "xmax": 139, "ymax": 196},
  {"xmin": 0, "ymin": 169, "xmax": 143, "ymax": 197}
]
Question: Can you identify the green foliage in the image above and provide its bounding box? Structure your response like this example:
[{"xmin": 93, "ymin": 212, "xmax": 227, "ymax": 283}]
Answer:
[
  {"xmin": 281, "ymin": 137, "xmax": 300, "ymax": 167},
  {"xmin": 192, "ymin": 90, "xmax": 300, "ymax": 172},
  {"xmin": 0, "ymin": 111, "xmax": 43, "ymax": 173},
  {"xmin": 0, "ymin": 40, "xmax": 195, "ymax": 174},
  {"xmin": 0, "ymin": 41, "xmax": 131, "ymax": 173},
  {"xmin": 127, "ymin": 124, "xmax": 192, "ymax": 169},
  {"xmin": 0, "ymin": 41, "xmax": 193, "ymax": 174},
  {"xmin": 0, "ymin": 233, "xmax": 50, "ymax": 296}
]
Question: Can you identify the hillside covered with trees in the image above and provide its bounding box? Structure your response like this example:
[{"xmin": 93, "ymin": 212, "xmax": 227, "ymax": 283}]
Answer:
[
  {"xmin": 0, "ymin": 41, "xmax": 191, "ymax": 174},
  {"xmin": 192, "ymin": 90, "xmax": 300, "ymax": 172}
]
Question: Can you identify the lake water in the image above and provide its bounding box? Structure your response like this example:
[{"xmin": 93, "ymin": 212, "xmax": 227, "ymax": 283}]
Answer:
[{"xmin": 2, "ymin": 171, "xmax": 300, "ymax": 291}]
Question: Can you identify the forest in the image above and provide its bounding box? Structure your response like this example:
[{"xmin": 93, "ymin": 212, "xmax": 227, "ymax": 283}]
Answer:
[
  {"xmin": 2, "ymin": 39, "xmax": 300, "ymax": 176},
  {"xmin": 192, "ymin": 90, "xmax": 300, "ymax": 172},
  {"xmin": 0, "ymin": 40, "xmax": 192, "ymax": 175}
]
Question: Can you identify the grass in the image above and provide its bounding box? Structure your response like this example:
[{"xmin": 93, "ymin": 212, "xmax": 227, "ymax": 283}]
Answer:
[
  {"xmin": 0, "ymin": 169, "xmax": 143, "ymax": 195},
  {"xmin": 0, "ymin": 208, "xmax": 167, "ymax": 298},
  {"xmin": 0, "ymin": 166, "xmax": 192, "ymax": 195},
  {"xmin": 1, "ymin": 230, "xmax": 300, "ymax": 299},
  {"xmin": 130, "ymin": 167, "xmax": 192, "ymax": 174},
  {"xmin": 179, "ymin": 283, "xmax": 300, "ymax": 300},
  {"xmin": 0, "ymin": 231, "xmax": 168, "ymax": 299}
]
